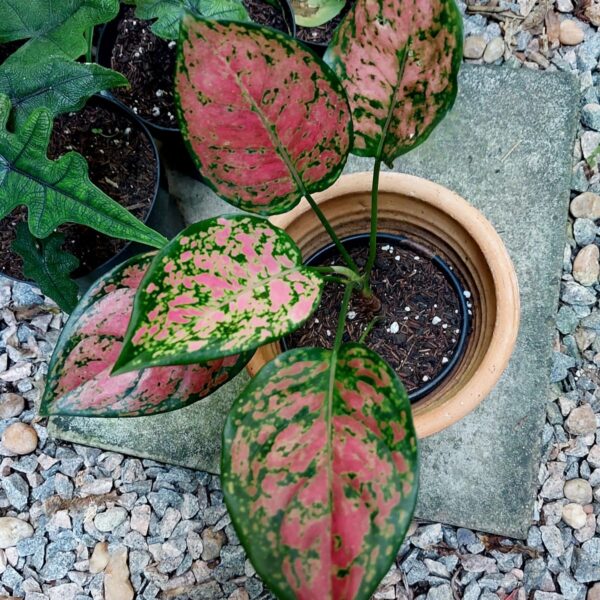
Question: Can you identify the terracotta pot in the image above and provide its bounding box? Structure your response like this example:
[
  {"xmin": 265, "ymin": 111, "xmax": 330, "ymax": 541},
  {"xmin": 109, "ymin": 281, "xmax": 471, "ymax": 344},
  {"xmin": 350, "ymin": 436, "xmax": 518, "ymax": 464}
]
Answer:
[{"xmin": 247, "ymin": 172, "xmax": 520, "ymax": 438}]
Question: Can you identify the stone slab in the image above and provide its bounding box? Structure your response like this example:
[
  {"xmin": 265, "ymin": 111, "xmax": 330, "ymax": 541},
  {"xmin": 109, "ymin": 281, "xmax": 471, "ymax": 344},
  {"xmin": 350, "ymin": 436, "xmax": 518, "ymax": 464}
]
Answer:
[{"xmin": 49, "ymin": 64, "xmax": 579, "ymax": 538}]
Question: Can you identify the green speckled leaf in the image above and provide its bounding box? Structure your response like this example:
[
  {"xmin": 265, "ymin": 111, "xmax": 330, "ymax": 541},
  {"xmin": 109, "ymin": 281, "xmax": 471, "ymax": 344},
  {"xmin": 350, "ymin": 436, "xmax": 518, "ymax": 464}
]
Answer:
[
  {"xmin": 324, "ymin": 0, "xmax": 462, "ymax": 166},
  {"xmin": 40, "ymin": 252, "xmax": 249, "ymax": 418},
  {"xmin": 175, "ymin": 16, "xmax": 351, "ymax": 215},
  {"xmin": 292, "ymin": 0, "xmax": 345, "ymax": 27},
  {"xmin": 114, "ymin": 215, "xmax": 323, "ymax": 373},
  {"xmin": 223, "ymin": 343, "xmax": 418, "ymax": 600}
]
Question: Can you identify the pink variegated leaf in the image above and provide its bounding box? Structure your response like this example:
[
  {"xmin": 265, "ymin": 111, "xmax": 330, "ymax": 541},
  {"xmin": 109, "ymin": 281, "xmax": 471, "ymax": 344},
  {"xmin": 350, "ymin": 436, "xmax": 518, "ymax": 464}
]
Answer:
[
  {"xmin": 113, "ymin": 216, "xmax": 323, "ymax": 373},
  {"xmin": 324, "ymin": 0, "xmax": 462, "ymax": 166},
  {"xmin": 175, "ymin": 17, "xmax": 352, "ymax": 215},
  {"xmin": 40, "ymin": 253, "xmax": 249, "ymax": 417},
  {"xmin": 222, "ymin": 343, "xmax": 418, "ymax": 600}
]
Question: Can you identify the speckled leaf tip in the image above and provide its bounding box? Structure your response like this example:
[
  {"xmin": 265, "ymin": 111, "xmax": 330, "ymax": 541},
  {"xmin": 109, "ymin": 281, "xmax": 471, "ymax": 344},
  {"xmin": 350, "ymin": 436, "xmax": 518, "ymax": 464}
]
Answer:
[
  {"xmin": 175, "ymin": 17, "xmax": 352, "ymax": 215},
  {"xmin": 114, "ymin": 216, "xmax": 324, "ymax": 373},
  {"xmin": 222, "ymin": 344, "xmax": 418, "ymax": 600},
  {"xmin": 40, "ymin": 253, "xmax": 249, "ymax": 418},
  {"xmin": 324, "ymin": 0, "xmax": 462, "ymax": 166}
]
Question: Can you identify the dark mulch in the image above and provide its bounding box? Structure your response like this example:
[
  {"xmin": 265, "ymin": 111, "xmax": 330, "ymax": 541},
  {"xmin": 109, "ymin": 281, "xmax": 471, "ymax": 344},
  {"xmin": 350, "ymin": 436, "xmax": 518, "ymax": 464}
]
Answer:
[{"xmin": 286, "ymin": 241, "xmax": 464, "ymax": 394}]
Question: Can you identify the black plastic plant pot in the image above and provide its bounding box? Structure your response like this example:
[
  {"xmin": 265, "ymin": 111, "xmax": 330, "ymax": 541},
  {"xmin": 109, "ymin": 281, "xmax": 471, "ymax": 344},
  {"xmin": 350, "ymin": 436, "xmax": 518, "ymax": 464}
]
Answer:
[
  {"xmin": 284, "ymin": 232, "xmax": 472, "ymax": 403},
  {"xmin": 74, "ymin": 94, "xmax": 184, "ymax": 293}
]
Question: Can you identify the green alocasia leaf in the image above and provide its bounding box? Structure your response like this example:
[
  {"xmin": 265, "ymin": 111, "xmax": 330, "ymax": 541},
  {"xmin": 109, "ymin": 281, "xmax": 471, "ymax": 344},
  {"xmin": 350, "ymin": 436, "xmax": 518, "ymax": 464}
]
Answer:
[
  {"xmin": 324, "ymin": 0, "xmax": 463, "ymax": 167},
  {"xmin": 113, "ymin": 215, "xmax": 323, "ymax": 373},
  {"xmin": 0, "ymin": 0, "xmax": 119, "ymax": 62},
  {"xmin": 292, "ymin": 0, "xmax": 345, "ymax": 27},
  {"xmin": 11, "ymin": 223, "xmax": 80, "ymax": 314},
  {"xmin": 175, "ymin": 17, "xmax": 352, "ymax": 215},
  {"xmin": 0, "ymin": 57, "xmax": 128, "ymax": 128},
  {"xmin": 222, "ymin": 343, "xmax": 418, "ymax": 600},
  {"xmin": 0, "ymin": 95, "xmax": 166, "ymax": 247},
  {"xmin": 40, "ymin": 252, "xmax": 250, "ymax": 417},
  {"xmin": 133, "ymin": 0, "xmax": 250, "ymax": 39}
]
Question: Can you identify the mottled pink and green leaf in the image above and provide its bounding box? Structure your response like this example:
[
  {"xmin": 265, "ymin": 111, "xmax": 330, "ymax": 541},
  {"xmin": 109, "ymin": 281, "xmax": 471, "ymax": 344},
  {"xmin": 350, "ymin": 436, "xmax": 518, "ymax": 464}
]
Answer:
[
  {"xmin": 175, "ymin": 17, "xmax": 352, "ymax": 214},
  {"xmin": 114, "ymin": 216, "xmax": 323, "ymax": 373},
  {"xmin": 40, "ymin": 253, "xmax": 249, "ymax": 418},
  {"xmin": 222, "ymin": 344, "xmax": 418, "ymax": 600},
  {"xmin": 324, "ymin": 0, "xmax": 462, "ymax": 166}
]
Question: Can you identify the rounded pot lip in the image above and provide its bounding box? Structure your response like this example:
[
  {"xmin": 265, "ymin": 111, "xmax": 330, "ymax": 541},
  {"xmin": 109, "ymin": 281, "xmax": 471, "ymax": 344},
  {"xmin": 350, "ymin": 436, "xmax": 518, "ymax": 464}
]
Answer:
[
  {"xmin": 267, "ymin": 171, "xmax": 521, "ymax": 438},
  {"xmin": 0, "ymin": 93, "xmax": 164, "ymax": 292}
]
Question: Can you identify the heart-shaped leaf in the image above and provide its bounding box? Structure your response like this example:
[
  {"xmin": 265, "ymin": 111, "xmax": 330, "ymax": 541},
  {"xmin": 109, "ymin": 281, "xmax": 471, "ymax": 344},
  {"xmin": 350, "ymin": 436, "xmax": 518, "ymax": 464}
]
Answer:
[
  {"xmin": 0, "ymin": 95, "xmax": 166, "ymax": 247},
  {"xmin": 175, "ymin": 17, "xmax": 351, "ymax": 215},
  {"xmin": 292, "ymin": 0, "xmax": 345, "ymax": 27},
  {"xmin": 0, "ymin": 0, "xmax": 119, "ymax": 61},
  {"xmin": 40, "ymin": 252, "xmax": 249, "ymax": 417},
  {"xmin": 324, "ymin": 0, "xmax": 462, "ymax": 166},
  {"xmin": 12, "ymin": 223, "xmax": 80, "ymax": 314},
  {"xmin": 222, "ymin": 343, "xmax": 418, "ymax": 600},
  {"xmin": 0, "ymin": 56, "xmax": 128, "ymax": 128},
  {"xmin": 133, "ymin": 0, "xmax": 250, "ymax": 40},
  {"xmin": 114, "ymin": 215, "xmax": 323, "ymax": 373}
]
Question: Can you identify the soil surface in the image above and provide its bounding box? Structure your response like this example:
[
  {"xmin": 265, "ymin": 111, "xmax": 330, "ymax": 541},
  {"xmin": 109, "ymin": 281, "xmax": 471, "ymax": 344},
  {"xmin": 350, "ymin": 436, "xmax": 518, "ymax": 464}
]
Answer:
[
  {"xmin": 0, "ymin": 103, "xmax": 156, "ymax": 280},
  {"xmin": 111, "ymin": 7, "xmax": 178, "ymax": 129},
  {"xmin": 243, "ymin": 0, "xmax": 290, "ymax": 33},
  {"xmin": 286, "ymin": 240, "xmax": 465, "ymax": 394},
  {"xmin": 295, "ymin": 0, "xmax": 352, "ymax": 45}
]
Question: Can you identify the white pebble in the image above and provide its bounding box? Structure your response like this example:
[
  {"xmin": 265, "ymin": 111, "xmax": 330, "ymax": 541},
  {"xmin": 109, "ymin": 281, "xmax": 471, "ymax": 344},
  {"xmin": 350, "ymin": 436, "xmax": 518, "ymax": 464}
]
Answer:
[
  {"xmin": 422, "ymin": 375, "xmax": 430, "ymax": 382},
  {"xmin": 326, "ymin": 329, "xmax": 331, "ymax": 337},
  {"xmin": 432, "ymin": 316, "xmax": 442, "ymax": 325},
  {"xmin": 463, "ymin": 290, "xmax": 471, "ymax": 298},
  {"xmin": 389, "ymin": 322, "xmax": 400, "ymax": 334},
  {"xmin": 395, "ymin": 255, "xmax": 400, "ymax": 261},
  {"xmin": 442, "ymin": 324, "xmax": 448, "ymax": 329},
  {"xmin": 404, "ymin": 306, "xmax": 411, "ymax": 312},
  {"xmin": 442, "ymin": 357, "xmax": 449, "ymax": 364},
  {"xmin": 347, "ymin": 311, "xmax": 356, "ymax": 320}
]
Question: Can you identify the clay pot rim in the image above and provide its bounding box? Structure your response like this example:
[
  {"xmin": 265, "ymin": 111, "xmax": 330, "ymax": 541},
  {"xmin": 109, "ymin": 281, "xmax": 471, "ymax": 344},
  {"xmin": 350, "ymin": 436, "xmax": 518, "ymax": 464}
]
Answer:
[{"xmin": 267, "ymin": 171, "xmax": 520, "ymax": 438}]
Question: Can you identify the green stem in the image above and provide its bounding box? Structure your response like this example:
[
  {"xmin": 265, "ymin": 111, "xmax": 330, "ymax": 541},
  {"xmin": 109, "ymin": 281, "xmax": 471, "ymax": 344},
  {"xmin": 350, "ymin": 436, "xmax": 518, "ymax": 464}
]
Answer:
[
  {"xmin": 363, "ymin": 37, "xmax": 411, "ymax": 291},
  {"xmin": 312, "ymin": 265, "xmax": 363, "ymax": 286},
  {"xmin": 363, "ymin": 156, "xmax": 382, "ymax": 289},
  {"xmin": 333, "ymin": 284, "xmax": 353, "ymax": 354},
  {"xmin": 305, "ymin": 191, "xmax": 361, "ymax": 276},
  {"xmin": 85, "ymin": 27, "xmax": 93, "ymax": 62},
  {"xmin": 359, "ymin": 315, "xmax": 382, "ymax": 344}
]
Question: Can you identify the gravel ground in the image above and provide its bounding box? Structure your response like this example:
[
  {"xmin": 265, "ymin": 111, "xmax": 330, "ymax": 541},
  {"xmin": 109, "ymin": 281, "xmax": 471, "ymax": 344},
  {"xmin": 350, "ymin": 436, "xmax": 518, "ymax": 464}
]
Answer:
[{"xmin": 2, "ymin": 3, "xmax": 600, "ymax": 599}]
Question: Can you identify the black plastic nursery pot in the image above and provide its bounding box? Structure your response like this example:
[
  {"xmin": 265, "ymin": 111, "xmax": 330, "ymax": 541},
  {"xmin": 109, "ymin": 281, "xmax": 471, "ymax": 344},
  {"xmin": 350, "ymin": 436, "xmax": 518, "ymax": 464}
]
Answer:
[
  {"xmin": 0, "ymin": 94, "xmax": 184, "ymax": 296},
  {"xmin": 96, "ymin": 1, "xmax": 296, "ymax": 178},
  {"xmin": 282, "ymin": 232, "xmax": 472, "ymax": 402}
]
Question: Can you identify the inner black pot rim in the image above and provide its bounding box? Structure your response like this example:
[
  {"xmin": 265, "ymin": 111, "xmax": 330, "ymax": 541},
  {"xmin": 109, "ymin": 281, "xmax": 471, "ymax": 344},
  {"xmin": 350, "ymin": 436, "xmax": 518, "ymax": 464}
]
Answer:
[{"xmin": 282, "ymin": 232, "xmax": 471, "ymax": 403}]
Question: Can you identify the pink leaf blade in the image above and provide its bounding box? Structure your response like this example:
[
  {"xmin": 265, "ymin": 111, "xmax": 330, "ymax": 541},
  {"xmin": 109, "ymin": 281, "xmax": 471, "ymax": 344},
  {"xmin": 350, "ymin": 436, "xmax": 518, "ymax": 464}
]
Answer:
[
  {"xmin": 40, "ymin": 252, "xmax": 249, "ymax": 418},
  {"xmin": 222, "ymin": 343, "xmax": 418, "ymax": 600},
  {"xmin": 324, "ymin": 0, "xmax": 463, "ymax": 166},
  {"xmin": 175, "ymin": 17, "xmax": 352, "ymax": 214},
  {"xmin": 114, "ymin": 215, "xmax": 324, "ymax": 373}
]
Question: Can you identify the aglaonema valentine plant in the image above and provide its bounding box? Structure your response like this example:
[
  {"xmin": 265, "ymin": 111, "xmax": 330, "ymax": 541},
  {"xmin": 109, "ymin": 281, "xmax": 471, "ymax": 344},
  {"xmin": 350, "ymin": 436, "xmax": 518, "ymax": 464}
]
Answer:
[{"xmin": 41, "ymin": 0, "xmax": 462, "ymax": 596}]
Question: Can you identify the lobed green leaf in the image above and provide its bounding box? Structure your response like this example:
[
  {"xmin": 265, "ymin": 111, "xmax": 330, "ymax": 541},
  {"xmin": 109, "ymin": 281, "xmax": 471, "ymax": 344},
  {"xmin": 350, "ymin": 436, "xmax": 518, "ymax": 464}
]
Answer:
[
  {"xmin": 114, "ymin": 215, "xmax": 323, "ymax": 373},
  {"xmin": 0, "ymin": 57, "xmax": 128, "ymax": 128},
  {"xmin": 11, "ymin": 223, "xmax": 80, "ymax": 314},
  {"xmin": 133, "ymin": 0, "xmax": 250, "ymax": 39},
  {"xmin": 223, "ymin": 343, "xmax": 418, "ymax": 600},
  {"xmin": 0, "ymin": 0, "xmax": 119, "ymax": 62},
  {"xmin": 0, "ymin": 95, "xmax": 166, "ymax": 248}
]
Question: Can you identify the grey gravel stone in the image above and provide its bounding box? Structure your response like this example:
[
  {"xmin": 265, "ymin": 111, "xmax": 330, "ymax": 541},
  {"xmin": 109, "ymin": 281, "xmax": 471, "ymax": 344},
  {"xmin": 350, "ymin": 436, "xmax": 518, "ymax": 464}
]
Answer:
[
  {"xmin": 94, "ymin": 508, "xmax": 127, "ymax": 532},
  {"xmin": 562, "ymin": 281, "xmax": 597, "ymax": 305},
  {"xmin": 551, "ymin": 352, "xmax": 577, "ymax": 382},
  {"xmin": 2, "ymin": 473, "xmax": 28, "ymax": 510},
  {"xmin": 426, "ymin": 584, "xmax": 454, "ymax": 600},
  {"xmin": 411, "ymin": 524, "xmax": 443, "ymax": 549},
  {"xmin": 557, "ymin": 305, "xmax": 581, "ymax": 334}
]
